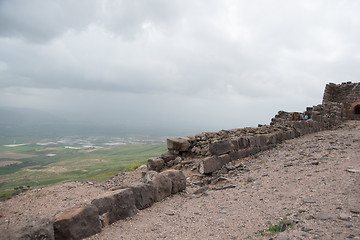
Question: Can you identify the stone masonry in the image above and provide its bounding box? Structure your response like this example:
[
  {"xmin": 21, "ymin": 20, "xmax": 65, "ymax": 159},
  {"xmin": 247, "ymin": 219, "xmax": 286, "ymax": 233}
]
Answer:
[
  {"xmin": 151, "ymin": 81, "xmax": 359, "ymax": 175},
  {"xmin": 323, "ymin": 81, "xmax": 360, "ymax": 120}
]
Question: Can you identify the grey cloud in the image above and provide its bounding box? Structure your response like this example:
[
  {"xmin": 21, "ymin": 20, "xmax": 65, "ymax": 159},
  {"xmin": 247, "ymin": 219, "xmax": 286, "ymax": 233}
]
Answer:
[
  {"xmin": 98, "ymin": 0, "xmax": 186, "ymax": 40},
  {"xmin": 0, "ymin": 0, "xmax": 359, "ymax": 133},
  {"xmin": 0, "ymin": 0, "xmax": 96, "ymax": 43}
]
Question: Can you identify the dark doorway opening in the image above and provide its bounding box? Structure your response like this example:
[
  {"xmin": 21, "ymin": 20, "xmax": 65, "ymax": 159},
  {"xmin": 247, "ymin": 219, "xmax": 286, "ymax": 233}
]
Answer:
[{"xmin": 355, "ymin": 105, "xmax": 360, "ymax": 115}]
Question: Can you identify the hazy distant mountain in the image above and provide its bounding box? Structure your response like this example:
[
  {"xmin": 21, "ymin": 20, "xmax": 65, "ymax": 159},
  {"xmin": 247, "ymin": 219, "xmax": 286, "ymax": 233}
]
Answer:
[
  {"xmin": 0, "ymin": 107, "xmax": 180, "ymax": 138},
  {"xmin": 0, "ymin": 107, "xmax": 65, "ymax": 125}
]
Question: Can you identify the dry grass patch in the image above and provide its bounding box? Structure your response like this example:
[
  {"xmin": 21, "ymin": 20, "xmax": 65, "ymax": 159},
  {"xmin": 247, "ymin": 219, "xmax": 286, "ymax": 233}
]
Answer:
[
  {"xmin": 26, "ymin": 166, "xmax": 67, "ymax": 173},
  {"xmin": 0, "ymin": 161, "xmax": 21, "ymax": 167},
  {"xmin": 0, "ymin": 152, "xmax": 36, "ymax": 159}
]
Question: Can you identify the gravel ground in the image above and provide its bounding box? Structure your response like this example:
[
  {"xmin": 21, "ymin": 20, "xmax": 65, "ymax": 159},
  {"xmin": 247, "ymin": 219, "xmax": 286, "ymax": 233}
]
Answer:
[{"xmin": 1, "ymin": 121, "xmax": 359, "ymax": 240}]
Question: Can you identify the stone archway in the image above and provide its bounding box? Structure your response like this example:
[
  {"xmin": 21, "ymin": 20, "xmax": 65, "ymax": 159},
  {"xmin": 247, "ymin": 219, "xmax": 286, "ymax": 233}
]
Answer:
[
  {"xmin": 349, "ymin": 102, "xmax": 360, "ymax": 119},
  {"xmin": 355, "ymin": 105, "xmax": 360, "ymax": 115}
]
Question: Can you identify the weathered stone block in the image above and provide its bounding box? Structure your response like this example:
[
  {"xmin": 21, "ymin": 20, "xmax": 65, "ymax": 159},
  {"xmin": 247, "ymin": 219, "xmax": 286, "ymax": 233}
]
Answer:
[
  {"xmin": 274, "ymin": 131, "xmax": 284, "ymax": 143},
  {"xmin": 147, "ymin": 157, "xmax": 164, "ymax": 172},
  {"xmin": 249, "ymin": 147, "xmax": 260, "ymax": 155},
  {"xmin": 130, "ymin": 184, "xmax": 154, "ymax": 210},
  {"xmin": 229, "ymin": 151, "xmax": 241, "ymax": 161},
  {"xmin": 161, "ymin": 151, "xmax": 177, "ymax": 163},
  {"xmin": 199, "ymin": 154, "xmax": 231, "ymax": 174},
  {"xmin": 167, "ymin": 137, "xmax": 191, "ymax": 152},
  {"xmin": 254, "ymin": 135, "xmax": 268, "ymax": 147},
  {"xmin": 267, "ymin": 133, "xmax": 277, "ymax": 145},
  {"xmin": 209, "ymin": 140, "xmax": 234, "ymax": 156},
  {"xmin": 160, "ymin": 170, "xmax": 186, "ymax": 194},
  {"xmin": 91, "ymin": 188, "xmax": 137, "ymax": 225},
  {"xmin": 238, "ymin": 137, "xmax": 249, "ymax": 148},
  {"xmin": 2, "ymin": 217, "xmax": 54, "ymax": 240},
  {"xmin": 231, "ymin": 139, "xmax": 240, "ymax": 150},
  {"xmin": 199, "ymin": 156, "xmax": 220, "ymax": 174},
  {"xmin": 143, "ymin": 170, "xmax": 172, "ymax": 202},
  {"xmin": 53, "ymin": 205, "xmax": 101, "ymax": 240},
  {"xmin": 218, "ymin": 154, "xmax": 231, "ymax": 164},
  {"xmin": 247, "ymin": 136, "xmax": 256, "ymax": 147},
  {"xmin": 229, "ymin": 149, "xmax": 250, "ymax": 160}
]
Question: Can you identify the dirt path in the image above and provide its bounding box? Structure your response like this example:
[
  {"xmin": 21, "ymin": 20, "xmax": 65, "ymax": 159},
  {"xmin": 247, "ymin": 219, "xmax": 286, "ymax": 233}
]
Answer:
[{"xmin": 1, "ymin": 121, "xmax": 359, "ymax": 240}]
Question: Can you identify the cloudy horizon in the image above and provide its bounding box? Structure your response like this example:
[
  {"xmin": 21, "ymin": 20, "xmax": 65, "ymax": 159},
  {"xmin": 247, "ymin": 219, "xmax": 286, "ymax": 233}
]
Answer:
[{"xmin": 1, "ymin": 0, "xmax": 359, "ymax": 135}]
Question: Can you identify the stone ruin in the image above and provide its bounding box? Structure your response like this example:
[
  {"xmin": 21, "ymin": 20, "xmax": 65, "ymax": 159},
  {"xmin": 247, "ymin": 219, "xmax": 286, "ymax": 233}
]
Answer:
[
  {"xmin": 147, "ymin": 81, "xmax": 359, "ymax": 175},
  {"xmin": 323, "ymin": 81, "xmax": 360, "ymax": 120},
  {"xmin": 3, "ymin": 82, "xmax": 359, "ymax": 240}
]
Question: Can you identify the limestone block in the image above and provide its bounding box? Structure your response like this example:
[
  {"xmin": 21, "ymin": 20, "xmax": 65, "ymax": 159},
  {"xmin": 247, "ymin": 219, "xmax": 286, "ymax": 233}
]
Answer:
[
  {"xmin": 91, "ymin": 188, "xmax": 137, "ymax": 225},
  {"xmin": 209, "ymin": 140, "xmax": 234, "ymax": 156},
  {"xmin": 160, "ymin": 169, "xmax": 186, "ymax": 194},
  {"xmin": 53, "ymin": 205, "xmax": 101, "ymax": 240},
  {"xmin": 147, "ymin": 157, "xmax": 164, "ymax": 172},
  {"xmin": 167, "ymin": 137, "xmax": 191, "ymax": 152},
  {"xmin": 143, "ymin": 170, "xmax": 172, "ymax": 202},
  {"xmin": 130, "ymin": 183, "xmax": 154, "ymax": 210}
]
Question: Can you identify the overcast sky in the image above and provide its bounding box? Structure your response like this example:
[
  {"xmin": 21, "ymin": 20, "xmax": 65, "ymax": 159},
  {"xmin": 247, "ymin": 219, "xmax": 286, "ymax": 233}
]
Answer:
[{"xmin": 0, "ymin": 0, "xmax": 359, "ymax": 135}]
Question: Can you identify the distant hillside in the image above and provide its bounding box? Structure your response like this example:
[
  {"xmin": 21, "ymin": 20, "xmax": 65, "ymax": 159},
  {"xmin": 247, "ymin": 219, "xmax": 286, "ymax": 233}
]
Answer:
[{"xmin": 0, "ymin": 107, "xmax": 65, "ymax": 125}]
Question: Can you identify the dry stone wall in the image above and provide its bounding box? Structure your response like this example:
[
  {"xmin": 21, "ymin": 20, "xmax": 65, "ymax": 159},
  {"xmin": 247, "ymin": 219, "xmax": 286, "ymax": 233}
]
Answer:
[
  {"xmin": 4, "ymin": 170, "xmax": 186, "ymax": 240},
  {"xmin": 152, "ymin": 82, "xmax": 359, "ymax": 175}
]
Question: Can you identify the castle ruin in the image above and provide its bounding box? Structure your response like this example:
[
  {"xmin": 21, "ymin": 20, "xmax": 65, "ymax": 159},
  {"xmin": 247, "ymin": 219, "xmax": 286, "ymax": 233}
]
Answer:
[
  {"xmin": 323, "ymin": 81, "xmax": 360, "ymax": 120},
  {"xmin": 151, "ymin": 81, "xmax": 360, "ymax": 175}
]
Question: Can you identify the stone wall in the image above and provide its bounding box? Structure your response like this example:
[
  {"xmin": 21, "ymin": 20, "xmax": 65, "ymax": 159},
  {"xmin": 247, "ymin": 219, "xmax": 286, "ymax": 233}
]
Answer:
[
  {"xmin": 4, "ymin": 170, "xmax": 186, "ymax": 240},
  {"xmin": 150, "ymin": 82, "xmax": 358, "ymax": 175},
  {"xmin": 323, "ymin": 81, "xmax": 360, "ymax": 120}
]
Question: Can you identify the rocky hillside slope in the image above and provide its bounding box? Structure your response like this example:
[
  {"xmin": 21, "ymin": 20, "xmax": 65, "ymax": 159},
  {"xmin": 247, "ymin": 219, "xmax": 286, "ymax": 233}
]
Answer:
[{"xmin": 1, "ymin": 121, "xmax": 359, "ymax": 239}]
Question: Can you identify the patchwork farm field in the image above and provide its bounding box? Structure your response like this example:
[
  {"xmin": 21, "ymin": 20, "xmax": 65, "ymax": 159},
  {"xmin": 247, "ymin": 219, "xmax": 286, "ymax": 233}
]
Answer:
[{"xmin": 0, "ymin": 137, "xmax": 167, "ymax": 200}]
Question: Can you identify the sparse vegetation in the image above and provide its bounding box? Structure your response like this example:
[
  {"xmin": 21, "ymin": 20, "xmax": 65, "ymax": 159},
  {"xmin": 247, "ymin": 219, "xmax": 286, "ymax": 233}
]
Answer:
[
  {"xmin": 125, "ymin": 162, "xmax": 144, "ymax": 171},
  {"xmin": 245, "ymin": 177, "xmax": 254, "ymax": 184},
  {"xmin": 257, "ymin": 217, "xmax": 294, "ymax": 237}
]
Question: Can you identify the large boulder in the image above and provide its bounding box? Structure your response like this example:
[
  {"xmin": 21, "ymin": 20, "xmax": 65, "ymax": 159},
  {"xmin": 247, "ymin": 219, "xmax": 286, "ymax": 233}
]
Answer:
[
  {"xmin": 91, "ymin": 188, "xmax": 137, "ymax": 226},
  {"xmin": 209, "ymin": 140, "xmax": 235, "ymax": 156},
  {"xmin": 2, "ymin": 217, "xmax": 54, "ymax": 240},
  {"xmin": 143, "ymin": 170, "xmax": 172, "ymax": 202},
  {"xmin": 167, "ymin": 137, "xmax": 191, "ymax": 152},
  {"xmin": 159, "ymin": 170, "xmax": 186, "ymax": 194},
  {"xmin": 130, "ymin": 183, "xmax": 154, "ymax": 210},
  {"xmin": 147, "ymin": 157, "xmax": 164, "ymax": 172},
  {"xmin": 53, "ymin": 204, "xmax": 101, "ymax": 240}
]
